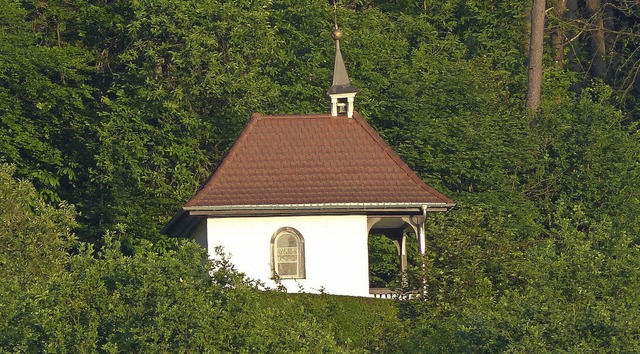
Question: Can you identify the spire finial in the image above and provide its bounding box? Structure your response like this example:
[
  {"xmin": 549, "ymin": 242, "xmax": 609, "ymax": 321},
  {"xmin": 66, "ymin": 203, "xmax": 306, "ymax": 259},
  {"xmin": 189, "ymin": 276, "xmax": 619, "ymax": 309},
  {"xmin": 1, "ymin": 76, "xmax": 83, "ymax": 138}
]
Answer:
[
  {"xmin": 327, "ymin": 4, "xmax": 358, "ymax": 118},
  {"xmin": 330, "ymin": 1, "xmax": 344, "ymax": 42}
]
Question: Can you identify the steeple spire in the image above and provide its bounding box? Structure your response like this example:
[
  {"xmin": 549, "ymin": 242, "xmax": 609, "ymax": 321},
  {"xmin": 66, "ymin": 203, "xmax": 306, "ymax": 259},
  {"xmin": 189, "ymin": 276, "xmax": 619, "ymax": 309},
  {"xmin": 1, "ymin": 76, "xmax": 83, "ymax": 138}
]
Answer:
[{"xmin": 327, "ymin": 28, "xmax": 358, "ymax": 118}]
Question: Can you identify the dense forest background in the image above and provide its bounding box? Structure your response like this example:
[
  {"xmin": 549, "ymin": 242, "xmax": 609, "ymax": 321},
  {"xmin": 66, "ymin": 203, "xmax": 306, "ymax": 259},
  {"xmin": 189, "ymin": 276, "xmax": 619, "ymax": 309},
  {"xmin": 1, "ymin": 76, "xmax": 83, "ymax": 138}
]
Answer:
[{"xmin": 2, "ymin": 0, "xmax": 640, "ymax": 351}]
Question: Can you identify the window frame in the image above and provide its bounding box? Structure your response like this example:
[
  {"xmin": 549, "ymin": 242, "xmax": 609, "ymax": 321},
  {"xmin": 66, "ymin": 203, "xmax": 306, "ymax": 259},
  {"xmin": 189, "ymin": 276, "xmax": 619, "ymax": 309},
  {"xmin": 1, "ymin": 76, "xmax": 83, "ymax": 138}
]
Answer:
[{"xmin": 271, "ymin": 227, "xmax": 306, "ymax": 279}]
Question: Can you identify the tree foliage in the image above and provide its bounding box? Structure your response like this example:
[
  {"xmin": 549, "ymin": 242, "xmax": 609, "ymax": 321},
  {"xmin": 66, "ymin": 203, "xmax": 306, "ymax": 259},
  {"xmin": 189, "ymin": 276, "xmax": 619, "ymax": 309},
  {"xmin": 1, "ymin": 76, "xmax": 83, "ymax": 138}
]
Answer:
[
  {"xmin": 0, "ymin": 1, "xmax": 94, "ymax": 203},
  {"xmin": 0, "ymin": 165, "xmax": 350, "ymax": 352},
  {"xmin": 2, "ymin": 0, "xmax": 640, "ymax": 351},
  {"xmin": 397, "ymin": 84, "xmax": 640, "ymax": 352}
]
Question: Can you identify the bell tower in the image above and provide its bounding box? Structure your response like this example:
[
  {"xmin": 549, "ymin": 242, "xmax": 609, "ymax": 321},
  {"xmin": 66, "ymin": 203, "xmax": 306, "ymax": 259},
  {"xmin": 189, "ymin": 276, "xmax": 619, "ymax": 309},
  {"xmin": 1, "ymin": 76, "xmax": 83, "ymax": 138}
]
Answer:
[{"xmin": 327, "ymin": 28, "xmax": 358, "ymax": 118}]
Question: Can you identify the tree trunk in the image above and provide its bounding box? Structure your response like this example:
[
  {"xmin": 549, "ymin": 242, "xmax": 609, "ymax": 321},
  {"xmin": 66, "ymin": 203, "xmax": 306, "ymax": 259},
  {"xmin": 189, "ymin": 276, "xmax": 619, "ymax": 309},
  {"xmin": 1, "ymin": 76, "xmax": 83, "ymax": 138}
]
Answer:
[
  {"xmin": 526, "ymin": 0, "xmax": 546, "ymax": 112},
  {"xmin": 552, "ymin": 0, "xmax": 567, "ymax": 68},
  {"xmin": 585, "ymin": 0, "xmax": 607, "ymax": 78}
]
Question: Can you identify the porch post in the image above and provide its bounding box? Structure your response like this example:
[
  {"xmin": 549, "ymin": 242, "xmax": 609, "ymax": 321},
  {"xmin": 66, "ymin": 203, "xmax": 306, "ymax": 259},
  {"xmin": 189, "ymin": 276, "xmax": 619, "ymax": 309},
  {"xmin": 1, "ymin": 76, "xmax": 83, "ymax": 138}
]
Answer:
[
  {"xmin": 417, "ymin": 222, "xmax": 426, "ymax": 255},
  {"xmin": 417, "ymin": 217, "xmax": 427, "ymax": 297},
  {"xmin": 402, "ymin": 214, "xmax": 427, "ymax": 296},
  {"xmin": 400, "ymin": 233, "xmax": 408, "ymax": 287}
]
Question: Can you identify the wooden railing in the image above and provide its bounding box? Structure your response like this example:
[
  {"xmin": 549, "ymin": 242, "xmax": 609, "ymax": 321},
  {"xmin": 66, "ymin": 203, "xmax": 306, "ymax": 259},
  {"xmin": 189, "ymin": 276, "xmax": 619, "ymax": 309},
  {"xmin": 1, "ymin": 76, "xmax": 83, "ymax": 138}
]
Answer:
[
  {"xmin": 369, "ymin": 288, "xmax": 419, "ymax": 299},
  {"xmin": 369, "ymin": 288, "xmax": 396, "ymax": 299}
]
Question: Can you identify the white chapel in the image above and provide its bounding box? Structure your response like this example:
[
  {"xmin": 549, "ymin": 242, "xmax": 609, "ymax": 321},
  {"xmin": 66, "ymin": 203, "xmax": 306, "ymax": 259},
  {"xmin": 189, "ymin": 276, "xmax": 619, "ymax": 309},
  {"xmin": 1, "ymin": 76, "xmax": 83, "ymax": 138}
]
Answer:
[{"xmin": 163, "ymin": 28, "xmax": 454, "ymax": 297}]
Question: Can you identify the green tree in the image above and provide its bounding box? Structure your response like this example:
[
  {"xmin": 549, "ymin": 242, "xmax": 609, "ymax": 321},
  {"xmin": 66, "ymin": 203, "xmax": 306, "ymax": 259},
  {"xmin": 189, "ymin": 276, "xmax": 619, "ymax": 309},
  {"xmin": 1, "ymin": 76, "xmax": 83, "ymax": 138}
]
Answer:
[
  {"xmin": 0, "ymin": 165, "xmax": 342, "ymax": 351},
  {"xmin": 530, "ymin": 84, "xmax": 640, "ymax": 236},
  {"xmin": 83, "ymin": 0, "xmax": 302, "ymax": 242},
  {"xmin": 396, "ymin": 82, "xmax": 640, "ymax": 352},
  {"xmin": 0, "ymin": 164, "xmax": 76, "ymax": 349},
  {"xmin": 0, "ymin": 1, "xmax": 94, "ymax": 203},
  {"xmin": 401, "ymin": 213, "xmax": 640, "ymax": 352}
]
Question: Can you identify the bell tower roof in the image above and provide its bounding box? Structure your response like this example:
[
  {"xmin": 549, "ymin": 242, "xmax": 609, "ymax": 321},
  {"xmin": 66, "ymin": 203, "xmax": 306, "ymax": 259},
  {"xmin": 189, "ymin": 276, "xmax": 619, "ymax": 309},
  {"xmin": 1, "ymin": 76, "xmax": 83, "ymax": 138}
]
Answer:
[{"xmin": 327, "ymin": 29, "xmax": 359, "ymax": 95}]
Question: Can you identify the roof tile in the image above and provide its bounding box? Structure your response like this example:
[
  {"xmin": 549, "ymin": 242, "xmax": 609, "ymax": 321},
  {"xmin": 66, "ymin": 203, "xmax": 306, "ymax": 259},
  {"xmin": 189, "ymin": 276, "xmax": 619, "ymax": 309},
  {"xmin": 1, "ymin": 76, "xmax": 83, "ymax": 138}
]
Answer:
[{"xmin": 185, "ymin": 112, "xmax": 452, "ymax": 207}]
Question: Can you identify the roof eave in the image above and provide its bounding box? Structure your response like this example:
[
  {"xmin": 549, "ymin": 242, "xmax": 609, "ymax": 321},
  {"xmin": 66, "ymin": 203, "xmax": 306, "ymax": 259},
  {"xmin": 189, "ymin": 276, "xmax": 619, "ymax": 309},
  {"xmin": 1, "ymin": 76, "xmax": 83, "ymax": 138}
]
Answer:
[
  {"xmin": 184, "ymin": 202, "xmax": 455, "ymax": 213},
  {"xmin": 327, "ymin": 84, "xmax": 359, "ymax": 96},
  {"xmin": 162, "ymin": 209, "xmax": 207, "ymax": 237}
]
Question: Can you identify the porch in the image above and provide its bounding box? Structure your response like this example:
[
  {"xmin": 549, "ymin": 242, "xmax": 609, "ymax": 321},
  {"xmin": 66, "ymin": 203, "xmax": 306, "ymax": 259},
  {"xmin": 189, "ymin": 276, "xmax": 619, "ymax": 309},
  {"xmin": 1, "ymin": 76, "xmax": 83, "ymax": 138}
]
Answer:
[{"xmin": 367, "ymin": 215, "xmax": 428, "ymax": 299}]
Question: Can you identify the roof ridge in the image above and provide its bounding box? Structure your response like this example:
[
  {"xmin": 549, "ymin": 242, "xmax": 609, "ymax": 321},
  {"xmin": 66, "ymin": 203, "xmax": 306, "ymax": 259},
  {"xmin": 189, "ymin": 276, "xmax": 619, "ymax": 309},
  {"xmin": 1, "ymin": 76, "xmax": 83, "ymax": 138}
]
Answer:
[
  {"xmin": 258, "ymin": 113, "xmax": 334, "ymax": 119},
  {"xmin": 351, "ymin": 111, "xmax": 453, "ymax": 204}
]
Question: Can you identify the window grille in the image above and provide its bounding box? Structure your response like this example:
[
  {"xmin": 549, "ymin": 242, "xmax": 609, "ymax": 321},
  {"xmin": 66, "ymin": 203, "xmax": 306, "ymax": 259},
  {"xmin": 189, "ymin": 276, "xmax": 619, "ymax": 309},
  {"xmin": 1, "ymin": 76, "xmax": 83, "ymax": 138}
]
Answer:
[{"xmin": 271, "ymin": 227, "xmax": 305, "ymax": 279}]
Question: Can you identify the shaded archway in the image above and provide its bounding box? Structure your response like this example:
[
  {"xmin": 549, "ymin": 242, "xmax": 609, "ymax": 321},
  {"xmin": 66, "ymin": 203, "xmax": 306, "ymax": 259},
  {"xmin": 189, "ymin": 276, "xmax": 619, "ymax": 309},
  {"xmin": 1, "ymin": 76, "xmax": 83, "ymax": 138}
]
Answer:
[
  {"xmin": 367, "ymin": 216, "xmax": 425, "ymax": 297},
  {"xmin": 368, "ymin": 233, "xmax": 402, "ymax": 288}
]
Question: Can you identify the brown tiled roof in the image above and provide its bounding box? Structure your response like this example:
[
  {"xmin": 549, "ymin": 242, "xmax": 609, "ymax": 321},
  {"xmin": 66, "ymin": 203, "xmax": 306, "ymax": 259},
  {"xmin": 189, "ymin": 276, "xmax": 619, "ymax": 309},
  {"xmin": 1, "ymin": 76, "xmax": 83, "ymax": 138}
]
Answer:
[{"xmin": 185, "ymin": 112, "xmax": 452, "ymax": 208}]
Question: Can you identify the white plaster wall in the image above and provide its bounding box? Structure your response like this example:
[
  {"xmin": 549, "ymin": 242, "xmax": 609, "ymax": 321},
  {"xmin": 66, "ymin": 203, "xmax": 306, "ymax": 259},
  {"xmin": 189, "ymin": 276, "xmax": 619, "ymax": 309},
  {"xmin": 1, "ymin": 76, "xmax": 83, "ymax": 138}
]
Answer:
[{"xmin": 203, "ymin": 215, "xmax": 370, "ymax": 297}]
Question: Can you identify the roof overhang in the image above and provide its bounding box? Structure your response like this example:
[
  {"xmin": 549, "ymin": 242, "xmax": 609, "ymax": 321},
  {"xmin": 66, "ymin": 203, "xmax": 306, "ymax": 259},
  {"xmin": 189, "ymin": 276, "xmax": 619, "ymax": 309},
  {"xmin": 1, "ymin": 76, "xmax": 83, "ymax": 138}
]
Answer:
[
  {"xmin": 185, "ymin": 202, "xmax": 454, "ymax": 213},
  {"xmin": 163, "ymin": 202, "xmax": 455, "ymax": 237}
]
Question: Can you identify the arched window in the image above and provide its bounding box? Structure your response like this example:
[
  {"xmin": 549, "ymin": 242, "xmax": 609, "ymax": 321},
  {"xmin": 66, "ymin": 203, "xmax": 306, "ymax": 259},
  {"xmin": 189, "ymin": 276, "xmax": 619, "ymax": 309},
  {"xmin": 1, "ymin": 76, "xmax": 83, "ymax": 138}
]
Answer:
[{"xmin": 271, "ymin": 227, "xmax": 305, "ymax": 279}]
